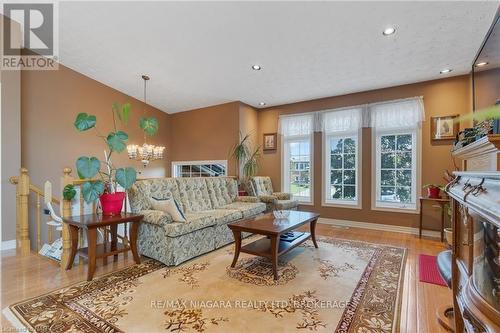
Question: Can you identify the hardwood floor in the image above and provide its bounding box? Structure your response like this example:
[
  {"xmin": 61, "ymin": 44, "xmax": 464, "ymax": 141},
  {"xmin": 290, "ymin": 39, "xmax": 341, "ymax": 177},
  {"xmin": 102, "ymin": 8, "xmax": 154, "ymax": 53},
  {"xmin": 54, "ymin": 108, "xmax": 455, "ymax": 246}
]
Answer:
[{"xmin": 0, "ymin": 224, "xmax": 450, "ymax": 332}]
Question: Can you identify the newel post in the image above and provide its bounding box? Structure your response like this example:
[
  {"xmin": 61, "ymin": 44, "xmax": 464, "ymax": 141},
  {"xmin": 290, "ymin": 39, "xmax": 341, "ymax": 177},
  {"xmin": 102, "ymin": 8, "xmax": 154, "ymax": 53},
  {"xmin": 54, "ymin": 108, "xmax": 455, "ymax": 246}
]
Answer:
[
  {"xmin": 60, "ymin": 167, "xmax": 73, "ymax": 269},
  {"xmin": 17, "ymin": 168, "xmax": 31, "ymax": 255}
]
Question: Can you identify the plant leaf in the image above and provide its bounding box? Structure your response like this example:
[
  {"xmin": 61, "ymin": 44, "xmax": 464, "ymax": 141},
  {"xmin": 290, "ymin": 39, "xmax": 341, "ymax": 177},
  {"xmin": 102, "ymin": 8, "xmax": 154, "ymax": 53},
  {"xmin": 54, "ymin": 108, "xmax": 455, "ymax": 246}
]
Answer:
[
  {"xmin": 76, "ymin": 156, "xmax": 100, "ymax": 179},
  {"xmin": 116, "ymin": 130, "xmax": 128, "ymax": 140},
  {"xmin": 107, "ymin": 131, "xmax": 128, "ymax": 152},
  {"xmin": 140, "ymin": 117, "xmax": 159, "ymax": 136},
  {"xmin": 74, "ymin": 113, "xmax": 96, "ymax": 131},
  {"xmin": 112, "ymin": 103, "xmax": 121, "ymax": 121},
  {"xmin": 63, "ymin": 184, "xmax": 76, "ymax": 201},
  {"xmin": 121, "ymin": 103, "xmax": 131, "ymax": 124},
  {"xmin": 243, "ymin": 147, "xmax": 260, "ymax": 178},
  {"xmin": 231, "ymin": 133, "xmax": 251, "ymax": 163},
  {"xmin": 82, "ymin": 181, "xmax": 104, "ymax": 203},
  {"xmin": 115, "ymin": 167, "xmax": 137, "ymax": 189}
]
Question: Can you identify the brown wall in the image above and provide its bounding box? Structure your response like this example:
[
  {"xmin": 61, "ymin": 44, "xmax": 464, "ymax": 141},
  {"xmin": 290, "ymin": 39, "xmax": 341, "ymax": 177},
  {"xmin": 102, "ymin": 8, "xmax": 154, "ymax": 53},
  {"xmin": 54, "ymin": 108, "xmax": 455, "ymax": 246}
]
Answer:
[
  {"xmin": 239, "ymin": 103, "xmax": 259, "ymax": 152},
  {"xmin": 474, "ymin": 67, "xmax": 500, "ymax": 109},
  {"xmin": 21, "ymin": 64, "xmax": 171, "ymax": 197},
  {"xmin": 1, "ymin": 17, "xmax": 21, "ymax": 242},
  {"xmin": 258, "ymin": 75, "xmax": 472, "ymax": 230},
  {"xmin": 169, "ymin": 102, "xmax": 242, "ymax": 176},
  {"xmin": 1, "ymin": 68, "xmax": 21, "ymax": 243}
]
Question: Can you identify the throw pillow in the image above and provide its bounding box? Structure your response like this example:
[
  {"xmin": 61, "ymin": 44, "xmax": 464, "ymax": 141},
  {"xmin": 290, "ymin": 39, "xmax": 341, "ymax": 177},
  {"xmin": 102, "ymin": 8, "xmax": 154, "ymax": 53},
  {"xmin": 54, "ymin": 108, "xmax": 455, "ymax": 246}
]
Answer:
[{"xmin": 151, "ymin": 196, "xmax": 186, "ymax": 223}]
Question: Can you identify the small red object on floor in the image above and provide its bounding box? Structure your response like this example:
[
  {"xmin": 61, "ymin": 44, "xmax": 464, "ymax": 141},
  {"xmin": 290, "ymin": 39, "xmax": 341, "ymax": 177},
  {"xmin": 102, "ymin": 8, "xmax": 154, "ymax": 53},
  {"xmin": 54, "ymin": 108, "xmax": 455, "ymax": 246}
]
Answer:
[{"xmin": 419, "ymin": 254, "xmax": 447, "ymax": 286}]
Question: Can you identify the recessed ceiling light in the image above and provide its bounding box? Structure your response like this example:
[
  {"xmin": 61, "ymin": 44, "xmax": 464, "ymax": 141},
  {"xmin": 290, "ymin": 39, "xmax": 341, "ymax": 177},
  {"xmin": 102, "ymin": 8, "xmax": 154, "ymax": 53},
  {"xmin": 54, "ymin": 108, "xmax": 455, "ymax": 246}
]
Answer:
[
  {"xmin": 440, "ymin": 68, "xmax": 452, "ymax": 74},
  {"xmin": 475, "ymin": 62, "xmax": 488, "ymax": 67},
  {"xmin": 259, "ymin": 102, "xmax": 266, "ymax": 106},
  {"xmin": 382, "ymin": 27, "xmax": 396, "ymax": 36},
  {"xmin": 252, "ymin": 64, "xmax": 261, "ymax": 70}
]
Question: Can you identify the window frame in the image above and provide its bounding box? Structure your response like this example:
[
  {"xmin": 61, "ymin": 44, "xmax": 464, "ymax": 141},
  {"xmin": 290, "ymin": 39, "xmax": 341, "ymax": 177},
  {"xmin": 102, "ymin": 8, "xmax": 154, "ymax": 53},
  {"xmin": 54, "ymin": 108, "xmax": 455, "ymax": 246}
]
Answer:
[
  {"xmin": 171, "ymin": 160, "xmax": 228, "ymax": 178},
  {"xmin": 371, "ymin": 127, "xmax": 421, "ymax": 213},
  {"xmin": 322, "ymin": 129, "xmax": 362, "ymax": 209},
  {"xmin": 281, "ymin": 134, "xmax": 314, "ymax": 205}
]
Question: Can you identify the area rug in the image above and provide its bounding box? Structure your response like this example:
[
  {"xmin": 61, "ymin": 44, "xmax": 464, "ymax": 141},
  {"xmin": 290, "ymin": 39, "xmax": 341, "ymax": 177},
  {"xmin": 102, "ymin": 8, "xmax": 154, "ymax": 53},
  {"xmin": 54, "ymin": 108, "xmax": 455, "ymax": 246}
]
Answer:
[
  {"xmin": 418, "ymin": 254, "xmax": 447, "ymax": 286},
  {"xmin": 5, "ymin": 236, "xmax": 407, "ymax": 333}
]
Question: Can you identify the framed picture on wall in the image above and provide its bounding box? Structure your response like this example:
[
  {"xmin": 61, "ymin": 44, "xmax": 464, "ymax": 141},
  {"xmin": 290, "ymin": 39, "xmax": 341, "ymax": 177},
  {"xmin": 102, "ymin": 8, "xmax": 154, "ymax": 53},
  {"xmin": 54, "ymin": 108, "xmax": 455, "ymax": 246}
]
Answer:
[
  {"xmin": 431, "ymin": 115, "xmax": 459, "ymax": 141},
  {"xmin": 263, "ymin": 133, "xmax": 277, "ymax": 151}
]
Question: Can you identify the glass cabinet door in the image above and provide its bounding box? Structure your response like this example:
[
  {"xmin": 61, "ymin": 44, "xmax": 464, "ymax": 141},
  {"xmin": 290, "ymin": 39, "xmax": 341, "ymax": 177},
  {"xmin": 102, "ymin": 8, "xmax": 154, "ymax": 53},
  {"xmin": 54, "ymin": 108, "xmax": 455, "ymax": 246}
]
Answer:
[{"xmin": 471, "ymin": 215, "xmax": 500, "ymax": 311}]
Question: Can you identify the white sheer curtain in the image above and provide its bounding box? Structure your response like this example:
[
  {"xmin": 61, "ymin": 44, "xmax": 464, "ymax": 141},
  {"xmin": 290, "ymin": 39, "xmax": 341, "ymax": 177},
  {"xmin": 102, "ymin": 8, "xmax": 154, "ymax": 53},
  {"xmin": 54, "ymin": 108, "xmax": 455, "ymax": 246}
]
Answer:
[
  {"xmin": 368, "ymin": 97, "xmax": 425, "ymax": 130},
  {"xmin": 278, "ymin": 113, "xmax": 316, "ymax": 137},
  {"xmin": 277, "ymin": 96, "xmax": 424, "ymax": 135},
  {"xmin": 320, "ymin": 106, "xmax": 366, "ymax": 134}
]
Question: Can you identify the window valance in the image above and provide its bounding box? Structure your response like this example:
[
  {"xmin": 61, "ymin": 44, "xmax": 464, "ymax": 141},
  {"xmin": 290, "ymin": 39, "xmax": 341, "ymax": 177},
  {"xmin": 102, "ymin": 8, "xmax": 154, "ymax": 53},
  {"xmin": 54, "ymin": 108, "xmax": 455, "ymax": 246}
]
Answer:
[
  {"xmin": 368, "ymin": 97, "xmax": 425, "ymax": 130},
  {"xmin": 277, "ymin": 96, "xmax": 425, "ymax": 136},
  {"xmin": 321, "ymin": 106, "xmax": 367, "ymax": 134},
  {"xmin": 278, "ymin": 113, "xmax": 316, "ymax": 137}
]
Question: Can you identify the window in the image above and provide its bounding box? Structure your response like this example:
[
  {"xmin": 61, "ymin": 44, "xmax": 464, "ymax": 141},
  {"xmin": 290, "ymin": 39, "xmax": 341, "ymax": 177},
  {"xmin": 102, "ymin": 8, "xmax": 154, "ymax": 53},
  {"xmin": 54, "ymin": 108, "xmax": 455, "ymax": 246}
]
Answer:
[
  {"xmin": 279, "ymin": 113, "xmax": 315, "ymax": 204},
  {"xmin": 172, "ymin": 160, "xmax": 227, "ymax": 178},
  {"xmin": 370, "ymin": 97, "xmax": 423, "ymax": 212},
  {"xmin": 283, "ymin": 136, "xmax": 313, "ymax": 203},
  {"xmin": 324, "ymin": 132, "xmax": 361, "ymax": 206},
  {"xmin": 374, "ymin": 129, "xmax": 419, "ymax": 210},
  {"xmin": 320, "ymin": 106, "xmax": 364, "ymax": 207}
]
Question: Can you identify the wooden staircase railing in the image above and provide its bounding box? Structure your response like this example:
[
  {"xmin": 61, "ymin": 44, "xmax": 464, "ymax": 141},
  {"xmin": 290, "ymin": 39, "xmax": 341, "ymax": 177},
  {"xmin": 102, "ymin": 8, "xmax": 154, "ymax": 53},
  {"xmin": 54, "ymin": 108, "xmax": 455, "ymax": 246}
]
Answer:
[
  {"xmin": 9, "ymin": 168, "xmax": 61, "ymax": 256},
  {"xmin": 11, "ymin": 167, "xmax": 131, "ymax": 269}
]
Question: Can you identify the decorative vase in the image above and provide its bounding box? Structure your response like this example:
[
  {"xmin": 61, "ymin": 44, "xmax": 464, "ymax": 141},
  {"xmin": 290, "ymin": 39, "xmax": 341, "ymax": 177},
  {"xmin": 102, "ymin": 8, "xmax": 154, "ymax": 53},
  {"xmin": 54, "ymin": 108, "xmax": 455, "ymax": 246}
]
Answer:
[
  {"xmin": 427, "ymin": 187, "xmax": 441, "ymax": 199},
  {"xmin": 99, "ymin": 192, "xmax": 126, "ymax": 215}
]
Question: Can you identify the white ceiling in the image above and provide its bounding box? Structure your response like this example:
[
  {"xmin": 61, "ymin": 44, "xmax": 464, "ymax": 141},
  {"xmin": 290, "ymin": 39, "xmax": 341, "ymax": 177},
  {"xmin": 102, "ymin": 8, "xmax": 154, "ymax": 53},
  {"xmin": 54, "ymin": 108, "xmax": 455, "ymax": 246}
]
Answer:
[{"xmin": 57, "ymin": 1, "xmax": 499, "ymax": 113}]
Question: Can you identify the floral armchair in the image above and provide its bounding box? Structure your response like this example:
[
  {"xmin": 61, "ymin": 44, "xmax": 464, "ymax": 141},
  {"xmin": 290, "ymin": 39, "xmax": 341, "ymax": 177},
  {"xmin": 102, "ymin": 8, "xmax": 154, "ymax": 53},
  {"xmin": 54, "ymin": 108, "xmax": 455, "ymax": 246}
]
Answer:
[{"xmin": 248, "ymin": 176, "xmax": 299, "ymax": 211}]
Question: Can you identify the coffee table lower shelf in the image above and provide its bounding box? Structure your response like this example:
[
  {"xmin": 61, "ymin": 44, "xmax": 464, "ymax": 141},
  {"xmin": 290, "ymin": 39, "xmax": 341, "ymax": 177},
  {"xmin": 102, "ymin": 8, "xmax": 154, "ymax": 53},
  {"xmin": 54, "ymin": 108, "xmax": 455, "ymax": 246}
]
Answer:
[
  {"xmin": 228, "ymin": 211, "xmax": 320, "ymax": 281},
  {"xmin": 241, "ymin": 232, "xmax": 311, "ymax": 259}
]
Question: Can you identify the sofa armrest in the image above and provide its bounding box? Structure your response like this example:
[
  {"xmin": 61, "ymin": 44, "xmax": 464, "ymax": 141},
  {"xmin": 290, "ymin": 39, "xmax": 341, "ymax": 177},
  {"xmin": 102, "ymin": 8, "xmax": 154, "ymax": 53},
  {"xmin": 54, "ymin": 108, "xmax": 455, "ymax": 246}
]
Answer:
[
  {"xmin": 258, "ymin": 195, "xmax": 278, "ymax": 203},
  {"xmin": 272, "ymin": 192, "xmax": 291, "ymax": 200},
  {"xmin": 141, "ymin": 209, "xmax": 173, "ymax": 226},
  {"xmin": 236, "ymin": 196, "xmax": 260, "ymax": 203}
]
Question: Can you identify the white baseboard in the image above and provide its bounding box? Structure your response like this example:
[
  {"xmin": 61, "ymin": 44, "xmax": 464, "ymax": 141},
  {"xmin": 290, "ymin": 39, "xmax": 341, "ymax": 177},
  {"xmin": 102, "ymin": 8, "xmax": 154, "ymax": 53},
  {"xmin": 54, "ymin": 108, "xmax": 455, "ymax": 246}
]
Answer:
[
  {"xmin": 318, "ymin": 217, "xmax": 441, "ymax": 239},
  {"xmin": 1, "ymin": 239, "xmax": 16, "ymax": 251}
]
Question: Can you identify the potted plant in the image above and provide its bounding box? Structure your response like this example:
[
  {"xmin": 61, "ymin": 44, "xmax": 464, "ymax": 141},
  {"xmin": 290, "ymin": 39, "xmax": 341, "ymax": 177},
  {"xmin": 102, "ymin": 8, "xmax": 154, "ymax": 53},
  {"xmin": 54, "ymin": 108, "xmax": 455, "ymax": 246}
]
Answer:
[
  {"xmin": 423, "ymin": 184, "xmax": 445, "ymax": 199},
  {"xmin": 66, "ymin": 103, "xmax": 158, "ymax": 215},
  {"xmin": 230, "ymin": 132, "xmax": 261, "ymax": 194}
]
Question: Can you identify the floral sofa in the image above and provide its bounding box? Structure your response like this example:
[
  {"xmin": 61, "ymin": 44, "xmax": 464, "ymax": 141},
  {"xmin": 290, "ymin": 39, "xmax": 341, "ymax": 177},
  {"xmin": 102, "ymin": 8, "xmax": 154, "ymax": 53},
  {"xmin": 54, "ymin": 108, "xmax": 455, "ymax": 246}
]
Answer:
[
  {"xmin": 247, "ymin": 176, "xmax": 299, "ymax": 211},
  {"xmin": 128, "ymin": 177, "xmax": 266, "ymax": 266}
]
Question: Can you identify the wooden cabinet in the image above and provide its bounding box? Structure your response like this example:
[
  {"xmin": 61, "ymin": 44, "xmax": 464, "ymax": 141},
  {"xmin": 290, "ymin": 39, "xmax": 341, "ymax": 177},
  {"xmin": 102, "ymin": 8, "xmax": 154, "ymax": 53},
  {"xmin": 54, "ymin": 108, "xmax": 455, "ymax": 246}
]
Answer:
[{"xmin": 448, "ymin": 137, "xmax": 500, "ymax": 332}]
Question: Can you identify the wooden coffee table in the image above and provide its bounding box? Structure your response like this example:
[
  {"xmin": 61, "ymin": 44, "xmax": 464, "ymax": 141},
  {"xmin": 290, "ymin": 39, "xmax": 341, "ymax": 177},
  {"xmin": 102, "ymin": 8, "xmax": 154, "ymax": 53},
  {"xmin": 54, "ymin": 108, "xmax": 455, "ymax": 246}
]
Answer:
[
  {"xmin": 228, "ymin": 211, "xmax": 320, "ymax": 280},
  {"xmin": 62, "ymin": 213, "xmax": 143, "ymax": 281}
]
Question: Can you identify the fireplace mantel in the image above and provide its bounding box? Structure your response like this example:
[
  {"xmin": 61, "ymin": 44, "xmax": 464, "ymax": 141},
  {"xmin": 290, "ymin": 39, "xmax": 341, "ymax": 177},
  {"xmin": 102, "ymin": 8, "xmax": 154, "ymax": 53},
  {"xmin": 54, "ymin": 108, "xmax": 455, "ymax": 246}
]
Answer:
[{"xmin": 452, "ymin": 135, "xmax": 500, "ymax": 171}]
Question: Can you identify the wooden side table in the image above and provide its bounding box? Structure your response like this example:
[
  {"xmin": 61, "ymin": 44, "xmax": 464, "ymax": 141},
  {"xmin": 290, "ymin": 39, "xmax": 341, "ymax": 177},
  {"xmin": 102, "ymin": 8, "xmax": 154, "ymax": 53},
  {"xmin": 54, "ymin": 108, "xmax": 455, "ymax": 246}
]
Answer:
[
  {"xmin": 62, "ymin": 213, "xmax": 143, "ymax": 281},
  {"xmin": 419, "ymin": 197, "xmax": 450, "ymax": 242}
]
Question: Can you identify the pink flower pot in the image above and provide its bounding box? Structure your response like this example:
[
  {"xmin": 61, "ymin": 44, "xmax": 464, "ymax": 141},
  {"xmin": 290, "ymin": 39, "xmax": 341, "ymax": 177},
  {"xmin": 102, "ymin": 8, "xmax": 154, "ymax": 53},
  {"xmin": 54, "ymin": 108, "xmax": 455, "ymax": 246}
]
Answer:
[
  {"xmin": 427, "ymin": 187, "xmax": 441, "ymax": 199},
  {"xmin": 99, "ymin": 192, "xmax": 125, "ymax": 215}
]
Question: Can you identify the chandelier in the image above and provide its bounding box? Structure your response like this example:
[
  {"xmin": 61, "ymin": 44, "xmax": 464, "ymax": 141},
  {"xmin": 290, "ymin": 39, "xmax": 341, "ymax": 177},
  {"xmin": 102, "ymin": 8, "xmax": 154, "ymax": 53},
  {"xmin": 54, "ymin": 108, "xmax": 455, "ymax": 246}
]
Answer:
[{"xmin": 127, "ymin": 75, "xmax": 165, "ymax": 167}]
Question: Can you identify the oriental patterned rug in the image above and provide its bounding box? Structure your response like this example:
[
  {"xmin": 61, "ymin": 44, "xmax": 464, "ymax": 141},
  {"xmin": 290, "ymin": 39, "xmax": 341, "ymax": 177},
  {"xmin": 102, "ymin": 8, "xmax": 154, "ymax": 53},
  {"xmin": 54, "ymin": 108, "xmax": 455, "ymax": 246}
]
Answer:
[{"xmin": 5, "ymin": 236, "xmax": 406, "ymax": 333}]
